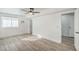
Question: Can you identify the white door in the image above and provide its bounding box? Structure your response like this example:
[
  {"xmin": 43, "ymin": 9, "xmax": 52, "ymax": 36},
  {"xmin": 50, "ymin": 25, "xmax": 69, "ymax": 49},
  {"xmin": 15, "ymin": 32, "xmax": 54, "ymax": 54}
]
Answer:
[{"xmin": 74, "ymin": 9, "xmax": 79, "ymax": 50}]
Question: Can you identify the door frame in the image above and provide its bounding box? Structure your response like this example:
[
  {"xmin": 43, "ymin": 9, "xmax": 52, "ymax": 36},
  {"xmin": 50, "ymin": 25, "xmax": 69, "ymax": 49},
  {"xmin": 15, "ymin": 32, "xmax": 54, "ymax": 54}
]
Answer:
[
  {"xmin": 61, "ymin": 12, "xmax": 74, "ymax": 37},
  {"xmin": 61, "ymin": 9, "xmax": 76, "ymax": 43},
  {"xmin": 74, "ymin": 9, "xmax": 79, "ymax": 50}
]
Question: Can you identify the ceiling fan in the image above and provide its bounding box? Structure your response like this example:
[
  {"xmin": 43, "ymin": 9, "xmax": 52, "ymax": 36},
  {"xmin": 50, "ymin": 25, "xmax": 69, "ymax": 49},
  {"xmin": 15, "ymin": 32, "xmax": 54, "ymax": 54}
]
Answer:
[{"xmin": 22, "ymin": 8, "xmax": 40, "ymax": 15}]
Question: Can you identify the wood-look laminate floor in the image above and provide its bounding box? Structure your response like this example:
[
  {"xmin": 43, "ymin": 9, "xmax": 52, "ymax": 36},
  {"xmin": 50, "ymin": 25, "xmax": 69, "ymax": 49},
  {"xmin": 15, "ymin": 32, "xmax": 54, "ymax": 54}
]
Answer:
[{"xmin": 0, "ymin": 34, "xmax": 76, "ymax": 51}]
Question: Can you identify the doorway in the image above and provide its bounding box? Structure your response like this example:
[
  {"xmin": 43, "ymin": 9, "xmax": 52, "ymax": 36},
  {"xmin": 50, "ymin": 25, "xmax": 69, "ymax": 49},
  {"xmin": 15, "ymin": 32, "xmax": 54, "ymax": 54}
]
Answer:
[{"xmin": 61, "ymin": 12, "xmax": 75, "ymax": 47}]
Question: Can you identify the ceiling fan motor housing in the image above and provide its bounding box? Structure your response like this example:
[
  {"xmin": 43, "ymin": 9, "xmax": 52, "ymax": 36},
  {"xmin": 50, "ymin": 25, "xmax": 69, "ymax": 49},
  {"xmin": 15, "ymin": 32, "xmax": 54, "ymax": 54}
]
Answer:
[{"xmin": 30, "ymin": 8, "xmax": 34, "ymax": 12}]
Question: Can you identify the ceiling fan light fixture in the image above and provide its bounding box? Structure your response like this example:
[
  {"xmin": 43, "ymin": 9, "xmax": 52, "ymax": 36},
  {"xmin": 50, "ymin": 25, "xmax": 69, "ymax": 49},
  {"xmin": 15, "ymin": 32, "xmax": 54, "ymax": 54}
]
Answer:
[{"xmin": 29, "ymin": 12, "xmax": 33, "ymax": 15}]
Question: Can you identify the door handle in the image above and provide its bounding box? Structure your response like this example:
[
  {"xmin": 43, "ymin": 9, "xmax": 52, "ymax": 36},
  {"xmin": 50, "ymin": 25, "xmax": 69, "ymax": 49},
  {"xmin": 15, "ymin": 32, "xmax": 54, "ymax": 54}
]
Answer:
[{"xmin": 76, "ymin": 32, "xmax": 79, "ymax": 34}]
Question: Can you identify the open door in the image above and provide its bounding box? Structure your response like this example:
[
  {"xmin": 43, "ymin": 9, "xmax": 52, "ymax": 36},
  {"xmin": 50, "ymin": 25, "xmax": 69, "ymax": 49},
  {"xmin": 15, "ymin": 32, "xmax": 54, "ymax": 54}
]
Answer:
[{"xmin": 74, "ymin": 9, "xmax": 79, "ymax": 50}]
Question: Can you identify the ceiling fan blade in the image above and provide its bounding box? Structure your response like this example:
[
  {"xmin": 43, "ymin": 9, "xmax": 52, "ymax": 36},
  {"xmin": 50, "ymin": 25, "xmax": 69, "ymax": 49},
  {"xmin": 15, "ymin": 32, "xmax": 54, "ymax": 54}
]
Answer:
[
  {"xmin": 32, "ymin": 12, "xmax": 40, "ymax": 13},
  {"xmin": 24, "ymin": 12, "xmax": 34, "ymax": 15},
  {"xmin": 24, "ymin": 12, "xmax": 30, "ymax": 14}
]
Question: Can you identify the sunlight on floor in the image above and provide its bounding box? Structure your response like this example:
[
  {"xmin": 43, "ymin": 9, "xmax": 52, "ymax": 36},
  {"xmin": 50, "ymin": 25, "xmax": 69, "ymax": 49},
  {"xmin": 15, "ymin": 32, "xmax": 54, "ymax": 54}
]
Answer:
[
  {"xmin": 21, "ymin": 34, "xmax": 43, "ymax": 41},
  {"xmin": 21, "ymin": 36, "xmax": 41, "ymax": 41}
]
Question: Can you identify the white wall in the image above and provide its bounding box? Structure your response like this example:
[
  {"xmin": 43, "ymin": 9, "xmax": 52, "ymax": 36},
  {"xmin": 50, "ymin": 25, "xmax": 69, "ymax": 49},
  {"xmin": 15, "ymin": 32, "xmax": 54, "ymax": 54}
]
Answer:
[
  {"xmin": 0, "ymin": 8, "xmax": 31, "ymax": 38},
  {"xmin": 32, "ymin": 9, "xmax": 76, "ymax": 43},
  {"xmin": 62, "ymin": 13, "xmax": 74, "ymax": 37},
  {"xmin": 0, "ymin": 8, "xmax": 24, "ymax": 15},
  {"xmin": 0, "ymin": 16, "xmax": 30, "ymax": 38},
  {"xmin": 74, "ymin": 9, "xmax": 79, "ymax": 50},
  {"xmin": 32, "ymin": 13, "xmax": 61, "ymax": 43}
]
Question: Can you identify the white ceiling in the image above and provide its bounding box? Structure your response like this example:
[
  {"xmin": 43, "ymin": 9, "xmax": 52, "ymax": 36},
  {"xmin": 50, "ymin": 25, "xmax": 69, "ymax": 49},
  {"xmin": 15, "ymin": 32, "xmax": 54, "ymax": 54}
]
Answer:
[
  {"xmin": 0, "ymin": 8, "xmax": 76, "ymax": 18},
  {"xmin": 21, "ymin": 8, "xmax": 75, "ymax": 18}
]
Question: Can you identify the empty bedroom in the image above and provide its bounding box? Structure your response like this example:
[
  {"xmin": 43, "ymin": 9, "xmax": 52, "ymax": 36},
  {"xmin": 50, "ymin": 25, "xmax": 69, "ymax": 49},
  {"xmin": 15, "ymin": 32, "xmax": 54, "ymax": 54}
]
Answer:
[{"xmin": 0, "ymin": 8, "xmax": 79, "ymax": 51}]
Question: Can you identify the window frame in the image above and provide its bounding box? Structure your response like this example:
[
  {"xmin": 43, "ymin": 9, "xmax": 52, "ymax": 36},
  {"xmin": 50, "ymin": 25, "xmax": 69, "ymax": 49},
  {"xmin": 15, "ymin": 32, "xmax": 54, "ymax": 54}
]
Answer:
[{"xmin": 1, "ymin": 16, "xmax": 19, "ymax": 28}]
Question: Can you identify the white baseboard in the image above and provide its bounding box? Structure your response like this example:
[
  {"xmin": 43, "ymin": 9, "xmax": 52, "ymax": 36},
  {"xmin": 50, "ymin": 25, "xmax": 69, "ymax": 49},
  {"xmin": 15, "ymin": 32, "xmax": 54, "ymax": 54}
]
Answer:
[{"xmin": 32, "ymin": 33, "xmax": 61, "ymax": 43}]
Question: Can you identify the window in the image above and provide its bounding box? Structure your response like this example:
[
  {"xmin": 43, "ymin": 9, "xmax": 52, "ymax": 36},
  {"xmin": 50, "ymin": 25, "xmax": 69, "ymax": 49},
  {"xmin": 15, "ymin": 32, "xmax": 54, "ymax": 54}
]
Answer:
[
  {"xmin": 11, "ymin": 18, "xmax": 18, "ymax": 27},
  {"xmin": 1, "ymin": 17, "xmax": 18, "ymax": 28}
]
